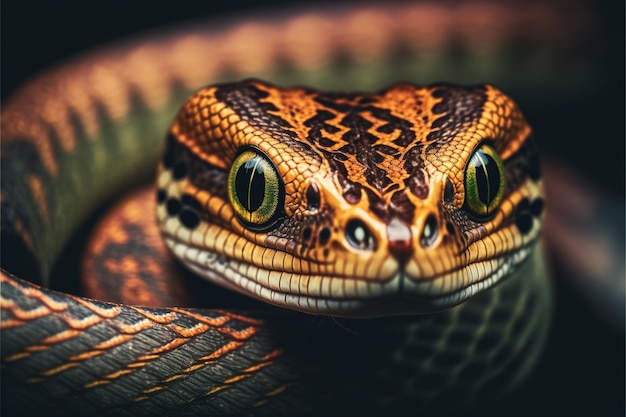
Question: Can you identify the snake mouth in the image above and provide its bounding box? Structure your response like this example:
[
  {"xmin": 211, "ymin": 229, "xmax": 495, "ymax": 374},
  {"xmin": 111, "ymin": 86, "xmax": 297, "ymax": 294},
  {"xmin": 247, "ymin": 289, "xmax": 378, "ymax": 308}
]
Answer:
[
  {"xmin": 163, "ymin": 236, "xmax": 535, "ymax": 317},
  {"xmin": 402, "ymin": 245, "xmax": 534, "ymax": 310},
  {"xmin": 164, "ymin": 236, "xmax": 400, "ymax": 316}
]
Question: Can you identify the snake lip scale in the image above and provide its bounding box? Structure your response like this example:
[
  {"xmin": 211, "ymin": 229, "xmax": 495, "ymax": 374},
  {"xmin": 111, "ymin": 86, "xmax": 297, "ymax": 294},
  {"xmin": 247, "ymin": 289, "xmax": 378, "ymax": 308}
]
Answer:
[{"xmin": 165, "ymin": 233, "xmax": 537, "ymax": 317}]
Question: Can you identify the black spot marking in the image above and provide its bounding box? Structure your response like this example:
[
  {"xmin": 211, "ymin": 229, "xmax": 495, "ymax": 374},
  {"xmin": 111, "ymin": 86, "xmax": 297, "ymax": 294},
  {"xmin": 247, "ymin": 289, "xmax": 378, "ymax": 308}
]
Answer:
[
  {"xmin": 173, "ymin": 162, "xmax": 187, "ymax": 180},
  {"xmin": 515, "ymin": 197, "xmax": 534, "ymax": 234},
  {"xmin": 323, "ymin": 248, "xmax": 330, "ymax": 258},
  {"xmin": 515, "ymin": 198, "xmax": 544, "ymax": 234},
  {"xmin": 179, "ymin": 209, "xmax": 200, "ymax": 229},
  {"xmin": 517, "ymin": 198, "xmax": 530, "ymax": 212},
  {"xmin": 166, "ymin": 198, "xmax": 182, "ymax": 216},
  {"xmin": 302, "ymin": 227, "xmax": 312, "ymax": 240},
  {"xmin": 157, "ymin": 189, "xmax": 167, "ymax": 204},
  {"xmin": 319, "ymin": 227, "xmax": 331, "ymax": 245},
  {"xmin": 515, "ymin": 214, "xmax": 533, "ymax": 234}
]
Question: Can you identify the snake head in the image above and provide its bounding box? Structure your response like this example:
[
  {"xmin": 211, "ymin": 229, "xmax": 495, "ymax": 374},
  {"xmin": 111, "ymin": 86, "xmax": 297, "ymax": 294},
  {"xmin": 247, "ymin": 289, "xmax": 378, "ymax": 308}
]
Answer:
[{"xmin": 157, "ymin": 80, "xmax": 543, "ymax": 317}]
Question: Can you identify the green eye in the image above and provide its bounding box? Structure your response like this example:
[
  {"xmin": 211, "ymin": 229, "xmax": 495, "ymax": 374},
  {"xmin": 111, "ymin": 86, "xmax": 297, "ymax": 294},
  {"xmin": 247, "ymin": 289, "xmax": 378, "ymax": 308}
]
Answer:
[
  {"xmin": 464, "ymin": 143, "xmax": 506, "ymax": 219},
  {"xmin": 228, "ymin": 148, "xmax": 284, "ymax": 231}
]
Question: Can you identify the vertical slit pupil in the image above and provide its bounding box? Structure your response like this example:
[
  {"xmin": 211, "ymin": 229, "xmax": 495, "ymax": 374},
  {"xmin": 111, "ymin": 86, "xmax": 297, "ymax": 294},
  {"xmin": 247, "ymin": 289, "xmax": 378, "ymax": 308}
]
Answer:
[
  {"xmin": 474, "ymin": 152, "xmax": 500, "ymax": 209},
  {"xmin": 235, "ymin": 158, "xmax": 265, "ymax": 212}
]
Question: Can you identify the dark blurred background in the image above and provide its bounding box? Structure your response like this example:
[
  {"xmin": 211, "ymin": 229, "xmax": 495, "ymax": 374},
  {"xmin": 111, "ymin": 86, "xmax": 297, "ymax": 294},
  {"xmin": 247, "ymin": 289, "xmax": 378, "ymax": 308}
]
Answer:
[{"xmin": 2, "ymin": 1, "xmax": 624, "ymax": 416}]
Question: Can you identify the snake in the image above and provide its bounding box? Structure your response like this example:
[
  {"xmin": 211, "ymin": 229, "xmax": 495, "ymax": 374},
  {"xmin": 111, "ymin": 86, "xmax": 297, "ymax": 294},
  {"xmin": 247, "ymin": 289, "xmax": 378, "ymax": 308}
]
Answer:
[{"xmin": 0, "ymin": 2, "xmax": 601, "ymax": 416}]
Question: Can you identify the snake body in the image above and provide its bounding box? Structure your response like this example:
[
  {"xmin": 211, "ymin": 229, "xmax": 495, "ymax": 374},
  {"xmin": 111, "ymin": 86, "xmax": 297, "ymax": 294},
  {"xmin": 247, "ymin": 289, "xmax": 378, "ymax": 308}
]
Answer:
[{"xmin": 1, "ymin": 2, "xmax": 597, "ymax": 416}]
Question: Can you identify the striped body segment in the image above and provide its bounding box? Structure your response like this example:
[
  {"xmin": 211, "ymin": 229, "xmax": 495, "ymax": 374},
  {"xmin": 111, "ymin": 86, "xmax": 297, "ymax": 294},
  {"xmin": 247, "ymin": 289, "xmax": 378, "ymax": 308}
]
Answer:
[{"xmin": 1, "ymin": 272, "xmax": 300, "ymax": 416}]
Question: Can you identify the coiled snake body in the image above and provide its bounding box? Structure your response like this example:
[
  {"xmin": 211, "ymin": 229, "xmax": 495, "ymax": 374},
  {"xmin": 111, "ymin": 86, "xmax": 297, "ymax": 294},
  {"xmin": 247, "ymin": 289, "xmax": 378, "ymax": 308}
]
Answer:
[{"xmin": 3, "ymin": 2, "xmax": 597, "ymax": 415}]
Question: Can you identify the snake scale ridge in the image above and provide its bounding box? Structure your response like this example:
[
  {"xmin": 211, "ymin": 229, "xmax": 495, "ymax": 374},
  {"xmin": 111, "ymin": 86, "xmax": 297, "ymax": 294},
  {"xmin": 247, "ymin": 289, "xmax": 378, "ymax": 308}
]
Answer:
[{"xmin": 1, "ymin": 2, "xmax": 595, "ymax": 416}]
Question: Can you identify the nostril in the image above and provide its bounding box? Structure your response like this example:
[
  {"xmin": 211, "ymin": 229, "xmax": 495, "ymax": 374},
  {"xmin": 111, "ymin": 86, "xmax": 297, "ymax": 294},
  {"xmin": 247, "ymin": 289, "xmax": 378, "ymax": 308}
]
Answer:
[
  {"xmin": 346, "ymin": 219, "xmax": 376, "ymax": 250},
  {"xmin": 420, "ymin": 215, "xmax": 438, "ymax": 247}
]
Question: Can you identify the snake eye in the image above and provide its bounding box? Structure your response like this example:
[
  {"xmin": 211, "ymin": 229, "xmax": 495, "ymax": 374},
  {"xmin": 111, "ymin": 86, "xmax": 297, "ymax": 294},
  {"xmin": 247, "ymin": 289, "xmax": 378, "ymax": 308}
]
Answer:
[
  {"xmin": 463, "ymin": 143, "xmax": 506, "ymax": 219},
  {"xmin": 228, "ymin": 147, "xmax": 284, "ymax": 231}
]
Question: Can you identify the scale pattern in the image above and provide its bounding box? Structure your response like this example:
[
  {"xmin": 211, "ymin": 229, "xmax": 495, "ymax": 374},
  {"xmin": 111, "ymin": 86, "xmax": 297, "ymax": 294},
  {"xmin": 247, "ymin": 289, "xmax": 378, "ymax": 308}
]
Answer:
[{"xmin": 158, "ymin": 80, "xmax": 543, "ymax": 316}]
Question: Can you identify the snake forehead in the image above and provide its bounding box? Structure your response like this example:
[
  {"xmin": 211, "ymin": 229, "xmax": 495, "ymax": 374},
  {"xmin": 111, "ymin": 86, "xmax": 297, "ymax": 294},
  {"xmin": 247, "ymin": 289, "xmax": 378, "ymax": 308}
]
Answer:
[{"xmin": 157, "ymin": 79, "xmax": 543, "ymax": 317}]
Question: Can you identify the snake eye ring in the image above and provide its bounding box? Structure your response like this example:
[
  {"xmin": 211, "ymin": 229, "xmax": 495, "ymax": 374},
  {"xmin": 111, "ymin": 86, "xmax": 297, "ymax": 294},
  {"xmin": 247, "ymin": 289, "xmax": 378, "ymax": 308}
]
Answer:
[
  {"xmin": 227, "ymin": 146, "xmax": 285, "ymax": 231},
  {"xmin": 463, "ymin": 142, "xmax": 506, "ymax": 220}
]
